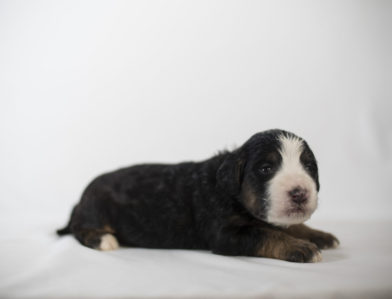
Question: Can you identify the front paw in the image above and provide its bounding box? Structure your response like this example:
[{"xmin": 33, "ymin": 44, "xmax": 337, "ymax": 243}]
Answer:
[
  {"xmin": 285, "ymin": 239, "xmax": 322, "ymax": 263},
  {"xmin": 309, "ymin": 231, "xmax": 340, "ymax": 250}
]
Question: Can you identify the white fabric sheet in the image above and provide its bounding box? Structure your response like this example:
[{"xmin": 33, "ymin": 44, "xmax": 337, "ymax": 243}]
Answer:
[{"xmin": 1, "ymin": 215, "xmax": 391, "ymax": 299}]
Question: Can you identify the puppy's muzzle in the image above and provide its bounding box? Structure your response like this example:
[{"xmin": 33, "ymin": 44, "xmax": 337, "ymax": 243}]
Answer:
[{"xmin": 288, "ymin": 187, "xmax": 308, "ymax": 205}]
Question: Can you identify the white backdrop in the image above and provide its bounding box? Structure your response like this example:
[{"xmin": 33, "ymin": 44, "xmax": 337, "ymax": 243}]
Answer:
[{"xmin": 1, "ymin": 0, "xmax": 391, "ymax": 224}]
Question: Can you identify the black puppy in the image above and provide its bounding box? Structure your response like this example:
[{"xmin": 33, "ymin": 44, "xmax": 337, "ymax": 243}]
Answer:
[{"xmin": 57, "ymin": 129, "xmax": 339, "ymax": 262}]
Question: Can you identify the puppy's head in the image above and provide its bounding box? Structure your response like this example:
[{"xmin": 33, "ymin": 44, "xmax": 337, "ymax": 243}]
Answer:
[{"xmin": 217, "ymin": 129, "xmax": 319, "ymax": 227}]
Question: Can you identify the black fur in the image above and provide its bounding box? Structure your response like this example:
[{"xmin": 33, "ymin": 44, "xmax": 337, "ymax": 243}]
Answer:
[{"xmin": 58, "ymin": 129, "xmax": 337, "ymax": 262}]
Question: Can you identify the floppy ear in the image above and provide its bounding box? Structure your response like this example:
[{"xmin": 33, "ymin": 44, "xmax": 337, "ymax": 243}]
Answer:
[{"xmin": 216, "ymin": 151, "xmax": 246, "ymax": 196}]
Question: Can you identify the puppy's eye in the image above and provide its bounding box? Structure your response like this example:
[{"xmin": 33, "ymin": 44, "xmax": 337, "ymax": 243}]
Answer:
[
  {"xmin": 304, "ymin": 162, "xmax": 314, "ymax": 170},
  {"xmin": 259, "ymin": 164, "xmax": 273, "ymax": 175}
]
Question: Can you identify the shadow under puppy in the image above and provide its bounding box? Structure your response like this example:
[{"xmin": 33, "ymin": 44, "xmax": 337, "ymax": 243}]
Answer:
[{"xmin": 57, "ymin": 129, "xmax": 339, "ymax": 262}]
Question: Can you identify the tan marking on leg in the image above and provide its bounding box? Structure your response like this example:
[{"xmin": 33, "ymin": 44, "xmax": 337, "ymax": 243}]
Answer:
[
  {"xmin": 284, "ymin": 224, "xmax": 340, "ymax": 249},
  {"xmin": 256, "ymin": 230, "xmax": 289, "ymax": 259},
  {"xmin": 256, "ymin": 229, "xmax": 321, "ymax": 263},
  {"xmin": 284, "ymin": 224, "xmax": 314, "ymax": 238}
]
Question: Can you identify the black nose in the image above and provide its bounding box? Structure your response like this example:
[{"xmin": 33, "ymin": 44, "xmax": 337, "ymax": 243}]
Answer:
[{"xmin": 288, "ymin": 187, "xmax": 308, "ymax": 204}]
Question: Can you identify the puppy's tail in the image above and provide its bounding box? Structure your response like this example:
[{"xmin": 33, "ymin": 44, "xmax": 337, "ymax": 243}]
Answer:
[
  {"xmin": 56, "ymin": 225, "xmax": 71, "ymax": 236},
  {"xmin": 56, "ymin": 206, "xmax": 77, "ymax": 236}
]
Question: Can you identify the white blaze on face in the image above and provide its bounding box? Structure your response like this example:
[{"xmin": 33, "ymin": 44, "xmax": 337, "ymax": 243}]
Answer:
[{"xmin": 266, "ymin": 135, "xmax": 318, "ymax": 227}]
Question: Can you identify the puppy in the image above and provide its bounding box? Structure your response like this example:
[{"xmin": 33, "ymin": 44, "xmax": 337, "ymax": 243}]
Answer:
[{"xmin": 57, "ymin": 129, "xmax": 339, "ymax": 262}]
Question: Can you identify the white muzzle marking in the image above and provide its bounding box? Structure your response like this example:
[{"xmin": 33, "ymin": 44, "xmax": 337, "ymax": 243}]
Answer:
[{"xmin": 266, "ymin": 135, "xmax": 318, "ymax": 227}]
